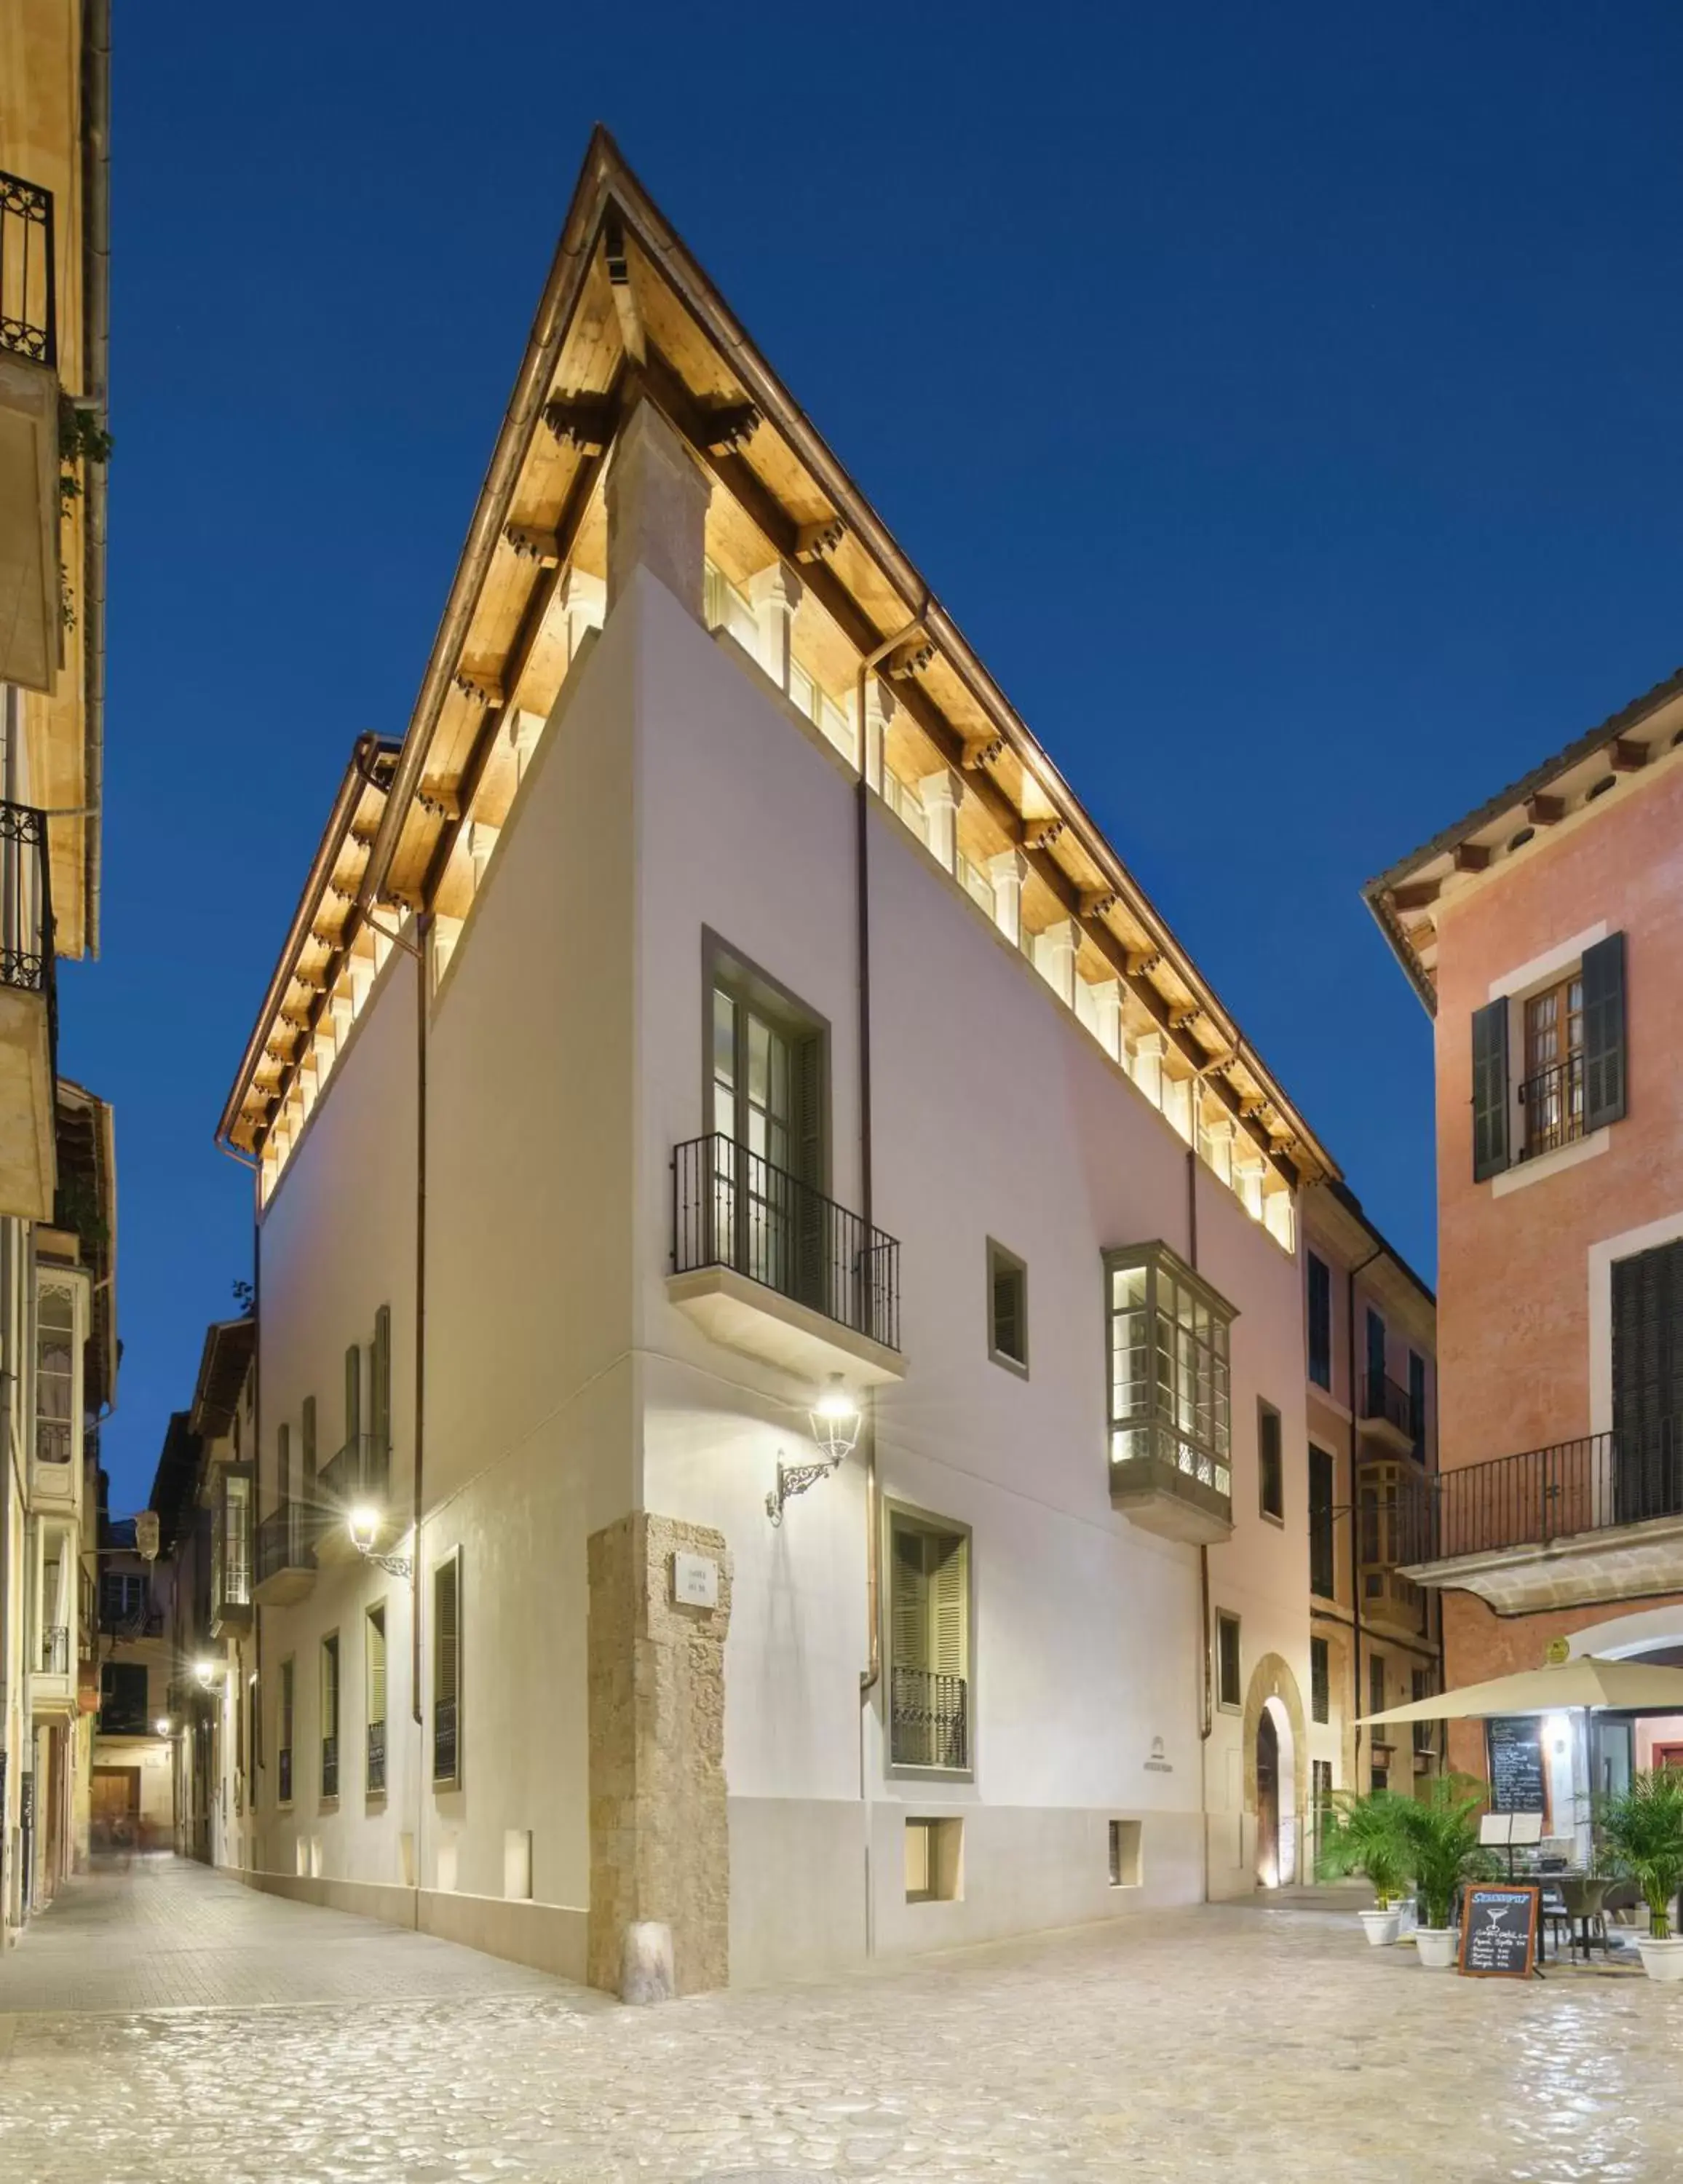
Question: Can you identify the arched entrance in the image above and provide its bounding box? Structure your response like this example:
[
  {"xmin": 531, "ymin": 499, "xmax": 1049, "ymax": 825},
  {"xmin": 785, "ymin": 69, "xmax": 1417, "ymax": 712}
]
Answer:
[{"xmin": 1242, "ymin": 1653, "xmax": 1309, "ymax": 1889}]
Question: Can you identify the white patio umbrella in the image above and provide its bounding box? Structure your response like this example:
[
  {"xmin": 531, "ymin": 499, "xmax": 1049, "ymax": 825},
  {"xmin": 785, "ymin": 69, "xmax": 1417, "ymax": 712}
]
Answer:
[{"xmin": 1357, "ymin": 1652, "xmax": 1683, "ymax": 1725}]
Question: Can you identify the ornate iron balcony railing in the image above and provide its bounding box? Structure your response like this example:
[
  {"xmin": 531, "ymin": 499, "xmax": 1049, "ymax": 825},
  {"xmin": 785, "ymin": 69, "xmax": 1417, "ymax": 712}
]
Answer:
[
  {"xmin": 367, "ymin": 1719, "xmax": 387, "ymax": 1796},
  {"xmin": 1518, "ymin": 1051, "xmax": 1586, "ymax": 1160},
  {"xmin": 0, "ymin": 171, "xmax": 55, "ymax": 366},
  {"xmin": 320, "ymin": 1735, "xmax": 338, "ymax": 1800},
  {"xmin": 433, "ymin": 1697, "xmax": 459, "ymax": 1784},
  {"xmin": 889, "ymin": 1666, "xmax": 969, "ymax": 1770},
  {"xmin": 672, "ymin": 1132, "xmax": 900, "ymax": 1351}
]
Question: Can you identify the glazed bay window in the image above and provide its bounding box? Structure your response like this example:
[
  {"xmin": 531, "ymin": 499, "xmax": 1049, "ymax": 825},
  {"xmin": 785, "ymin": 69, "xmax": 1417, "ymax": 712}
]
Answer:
[
  {"xmin": 888, "ymin": 1511, "xmax": 970, "ymax": 1773},
  {"xmin": 1106, "ymin": 1243, "xmax": 1235, "ymax": 1543}
]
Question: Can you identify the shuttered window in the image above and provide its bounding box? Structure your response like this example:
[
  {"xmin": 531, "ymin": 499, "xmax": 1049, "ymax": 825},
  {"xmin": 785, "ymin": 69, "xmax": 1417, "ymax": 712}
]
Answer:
[
  {"xmin": 1611, "ymin": 1238, "xmax": 1683, "ymax": 1523},
  {"xmin": 366, "ymin": 1605, "xmax": 388, "ymax": 1797},
  {"xmin": 344, "ymin": 1343, "xmax": 361, "ymax": 1450},
  {"xmin": 1216, "ymin": 1611, "xmax": 1242, "ymax": 1710},
  {"xmin": 371, "ymin": 1305, "xmax": 392, "ymax": 1497},
  {"xmin": 320, "ymin": 1634, "xmax": 340, "ymax": 1800},
  {"xmin": 987, "ymin": 1241, "xmax": 1028, "ymax": 1374},
  {"xmin": 1309, "ymin": 1444, "xmax": 1336, "ymax": 1598},
  {"xmin": 1258, "ymin": 1400, "xmax": 1283, "ymax": 1521},
  {"xmin": 1307, "ymin": 1252, "xmax": 1331, "ymax": 1390},
  {"xmin": 888, "ymin": 1514, "xmax": 970, "ymax": 1771},
  {"xmin": 1310, "ymin": 1635, "xmax": 1330, "ymax": 1724},
  {"xmin": 433, "ymin": 1555, "xmax": 462, "ymax": 1785},
  {"xmin": 1369, "ymin": 1651, "xmax": 1386, "ymax": 1720},
  {"xmin": 278, "ymin": 1658, "xmax": 294, "ymax": 1805},
  {"xmin": 1470, "ymin": 996, "xmax": 1510, "ymax": 1181},
  {"xmin": 1581, "ymin": 931, "xmax": 1628, "ymax": 1133}
]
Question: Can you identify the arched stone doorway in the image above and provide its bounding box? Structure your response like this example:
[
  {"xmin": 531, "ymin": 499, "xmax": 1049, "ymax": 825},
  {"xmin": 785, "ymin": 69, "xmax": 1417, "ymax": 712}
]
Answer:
[{"xmin": 1242, "ymin": 1653, "xmax": 1310, "ymax": 1889}]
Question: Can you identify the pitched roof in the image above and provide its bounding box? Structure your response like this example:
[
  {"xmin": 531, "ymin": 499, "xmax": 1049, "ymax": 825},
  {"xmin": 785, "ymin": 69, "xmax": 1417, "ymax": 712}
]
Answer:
[{"xmin": 1363, "ymin": 664, "xmax": 1683, "ymax": 1012}]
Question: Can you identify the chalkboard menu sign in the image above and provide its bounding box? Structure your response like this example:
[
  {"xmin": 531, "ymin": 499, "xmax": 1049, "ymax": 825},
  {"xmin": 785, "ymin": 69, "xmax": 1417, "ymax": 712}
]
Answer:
[
  {"xmin": 1459, "ymin": 1884, "xmax": 1541, "ymax": 1979},
  {"xmin": 1487, "ymin": 1716, "xmax": 1548, "ymax": 1819}
]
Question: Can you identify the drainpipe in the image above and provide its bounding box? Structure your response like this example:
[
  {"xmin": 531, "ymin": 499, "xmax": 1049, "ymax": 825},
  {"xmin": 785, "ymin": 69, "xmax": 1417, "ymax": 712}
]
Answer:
[
  {"xmin": 1347, "ymin": 1247, "xmax": 1382, "ymax": 1784},
  {"xmin": 1187, "ymin": 1130, "xmax": 1216, "ymax": 1902},
  {"xmin": 79, "ymin": 0, "xmax": 111, "ymax": 958},
  {"xmin": 854, "ymin": 611, "xmax": 925, "ymax": 1962},
  {"xmin": 409, "ymin": 917, "xmax": 429, "ymax": 1739}
]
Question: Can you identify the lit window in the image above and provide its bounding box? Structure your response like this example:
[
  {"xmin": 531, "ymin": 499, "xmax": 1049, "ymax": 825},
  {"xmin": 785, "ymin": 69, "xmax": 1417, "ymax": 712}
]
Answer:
[{"xmin": 1106, "ymin": 1243, "xmax": 1235, "ymax": 1504}]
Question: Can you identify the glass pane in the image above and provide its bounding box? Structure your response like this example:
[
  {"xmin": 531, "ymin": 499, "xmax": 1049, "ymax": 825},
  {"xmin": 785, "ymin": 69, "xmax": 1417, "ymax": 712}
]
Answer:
[{"xmin": 712, "ymin": 989, "xmax": 734, "ymax": 1087}]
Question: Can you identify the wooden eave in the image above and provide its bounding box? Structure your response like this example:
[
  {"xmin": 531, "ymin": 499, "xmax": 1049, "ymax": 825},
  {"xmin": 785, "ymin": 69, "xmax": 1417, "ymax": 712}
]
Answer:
[
  {"xmin": 1364, "ymin": 668, "xmax": 1683, "ymax": 1015},
  {"xmin": 252, "ymin": 128, "xmax": 1331, "ymax": 1189},
  {"xmin": 217, "ymin": 739, "xmax": 399, "ymax": 1155}
]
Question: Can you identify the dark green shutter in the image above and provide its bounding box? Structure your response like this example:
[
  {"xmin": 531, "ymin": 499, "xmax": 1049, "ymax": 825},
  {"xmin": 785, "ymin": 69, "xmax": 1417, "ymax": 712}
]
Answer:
[
  {"xmin": 1470, "ymin": 997, "xmax": 1510, "ymax": 1181},
  {"xmin": 1582, "ymin": 930, "xmax": 1627, "ymax": 1132},
  {"xmin": 371, "ymin": 1307, "xmax": 391, "ymax": 1498}
]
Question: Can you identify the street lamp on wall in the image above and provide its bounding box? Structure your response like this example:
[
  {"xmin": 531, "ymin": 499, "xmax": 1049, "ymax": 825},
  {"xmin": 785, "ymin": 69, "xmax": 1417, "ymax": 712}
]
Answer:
[
  {"xmin": 347, "ymin": 1506, "xmax": 413, "ymax": 1579},
  {"xmin": 767, "ymin": 1376, "xmax": 863, "ymax": 1526}
]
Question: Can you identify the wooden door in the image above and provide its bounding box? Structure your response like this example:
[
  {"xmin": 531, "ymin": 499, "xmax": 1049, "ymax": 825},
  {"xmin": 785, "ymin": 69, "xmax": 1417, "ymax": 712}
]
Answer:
[
  {"xmin": 1652, "ymin": 1744, "xmax": 1683, "ymax": 1772},
  {"xmin": 91, "ymin": 1766, "xmax": 140, "ymax": 1848}
]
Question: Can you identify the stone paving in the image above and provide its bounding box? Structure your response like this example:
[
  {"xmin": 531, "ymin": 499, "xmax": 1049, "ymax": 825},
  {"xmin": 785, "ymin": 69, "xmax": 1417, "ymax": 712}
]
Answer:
[{"xmin": 3, "ymin": 1859, "xmax": 1682, "ymax": 2182}]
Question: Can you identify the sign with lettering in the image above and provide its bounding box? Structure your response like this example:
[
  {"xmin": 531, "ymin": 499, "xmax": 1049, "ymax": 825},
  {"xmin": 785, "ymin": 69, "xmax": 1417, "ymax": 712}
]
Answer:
[
  {"xmin": 1486, "ymin": 1717, "xmax": 1548, "ymax": 1819},
  {"xmin": 1459, "ymin": 1884, "xmax": 1541, "ymax": 1979},
  {"xmin": 671, "ymin": 1552, "xmax": 718, "ymax": 1610}
]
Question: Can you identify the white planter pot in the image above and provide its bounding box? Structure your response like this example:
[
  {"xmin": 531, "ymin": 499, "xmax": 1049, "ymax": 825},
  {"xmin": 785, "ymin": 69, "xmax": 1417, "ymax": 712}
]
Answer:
[
  {"xmin": 1637, "ymin": 1935, "xmax": 1683, "ymax": 1983},
  {"xmin": 1358, "ymin": 1907, "xmax": 1401, "ymax": 1947},
  {"xmin": 1415, "ymin": 1926, "xmax": 1458, "ymax": 1970}
]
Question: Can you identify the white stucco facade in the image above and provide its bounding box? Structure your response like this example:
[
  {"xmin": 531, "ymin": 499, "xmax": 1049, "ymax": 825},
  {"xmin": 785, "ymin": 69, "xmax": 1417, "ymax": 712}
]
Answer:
[{"xmin": 240, "ymin": 531, "xmax": 1316, "ymax": 1989}]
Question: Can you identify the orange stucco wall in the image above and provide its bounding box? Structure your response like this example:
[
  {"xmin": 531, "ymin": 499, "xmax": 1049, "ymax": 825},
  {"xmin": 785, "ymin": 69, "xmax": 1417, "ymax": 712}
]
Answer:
[{"xmin": 1431, "ymin": 758, "xmax": 1683, "ymax": 1704}]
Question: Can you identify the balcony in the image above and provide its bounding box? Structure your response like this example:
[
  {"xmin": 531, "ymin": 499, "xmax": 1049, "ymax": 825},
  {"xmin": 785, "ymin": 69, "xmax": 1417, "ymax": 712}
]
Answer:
[
  {"xmin": 253, "ymin": 1503, "xmax": 320, "ymax": 1606},
  {"xmin": 31, "ymin": 1623, "xmax": 73, "ymax": 1717},
  {"xmin": 1519, "ymin": 1053, "xmax": 1585, "ymax": 1162},
  {"xmin": 1401, "ymin": 1428, "xmax": 1683, "ymax": 1613},
  {"xmin": 890, "ymin": 1666, "xmax": 970, "ymax": 1771},
  {"xmin": 1361, "ymin": 1564, "xmax": 1430, "ymax": 1637},
  {"xmin": 0, "ymin": 800, "xmax": 57, "ymax": 1220},
  {"xmin": 667, "ymin": 1133, "xmax": 905, "ymax": 1387},
  {"xmin": 1109, "ymin": 1424, "xmax": 1234, "ymax": 1543},
  {"xmin": 367, "ymin": 1720, "xmax": 387, "ymax": 1797},
  {"xmin": 0, "ymin": 172, "xmax": 60, "ymax": 695},
  {"xmin": 314, "ymin": 1434, "xmax": 392, "ymax": 1566},
  {"xmin": 1360, "ymin": 1372, "xmax": 1417, "ymax": 1458}
]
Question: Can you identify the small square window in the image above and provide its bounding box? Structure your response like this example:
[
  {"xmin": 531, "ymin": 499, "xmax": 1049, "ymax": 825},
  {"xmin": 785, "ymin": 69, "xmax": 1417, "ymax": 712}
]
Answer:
[
  {"xmin": 986, "ymin": 1241, "xmax": 1028, "ymax": 1376},
  {"xmin": 1216, "ymin": 1611, "xmax": 1242, "ymax": 1711},
  {"xmin": 1109, "ymin": 1818, "xmax": 1143, "ymax": 1888},
  {"xmin": 1258, "ymin": 1400, "xmax": 1283, "ymax": 1523},
  {"xmin": 905, "ymin": 1816, "xmax": 964, "ymax": 1902}
]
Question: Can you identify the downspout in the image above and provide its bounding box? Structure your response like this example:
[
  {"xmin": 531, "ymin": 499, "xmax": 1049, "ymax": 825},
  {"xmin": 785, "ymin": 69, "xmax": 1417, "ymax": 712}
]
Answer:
[
  {"xmin": 79, "ymin": 0, "xmax": 111, "ymax": 959},
  {"xmin": 1347, "ymin": 1247, "xmax": 1382, "ymax": 1784},
  {"xmin": 410, "ymin": 917, "xmax": 429, "ymax": 1741},
  {"xmin": 1187, "ymin": 1125, "xmax": 1214, "ymax": 1904},
  {"xmin": 855, "ymin": 611, "xmax": 925, "ymax": 1963}
]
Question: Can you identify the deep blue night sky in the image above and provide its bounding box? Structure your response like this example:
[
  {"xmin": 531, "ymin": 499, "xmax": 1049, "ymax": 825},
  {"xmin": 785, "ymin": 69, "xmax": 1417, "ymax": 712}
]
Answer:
[{"xmin": 75, "ymin": 2, "xmax": 1683, "ymax": 1508}]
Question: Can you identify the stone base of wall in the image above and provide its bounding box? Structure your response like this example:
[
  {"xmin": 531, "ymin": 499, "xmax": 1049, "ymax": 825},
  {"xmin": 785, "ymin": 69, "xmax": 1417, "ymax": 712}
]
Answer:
[{"xmin": 238, "ymin": 1868, "xmax": 588, "ymax": 1982}]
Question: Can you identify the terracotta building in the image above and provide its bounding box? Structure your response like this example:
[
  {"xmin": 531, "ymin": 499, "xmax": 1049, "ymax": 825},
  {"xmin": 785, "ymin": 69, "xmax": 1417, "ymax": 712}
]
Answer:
[{"xmin": 1366, "ymin": 666, "xmax": 1683, "ymax": 1835}]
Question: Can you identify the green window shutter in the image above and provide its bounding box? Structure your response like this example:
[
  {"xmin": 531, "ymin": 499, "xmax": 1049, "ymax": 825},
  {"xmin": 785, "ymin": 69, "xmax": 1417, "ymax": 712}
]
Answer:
[
  {"xmin": 322, "ymin": 1636, "xmax": 339, "ymax": 1739},
  {"xmin": 344, "ymin": 1345, "xmax": 360, "ymax": 1449},
  {"xmin": 367, "ymin": 1609, "xmax": 387, "ymax": 1728},
  {"xmin": 435, "ymin": 1561, "xmax": 460, "ymax": 1706},
  {"xmin": 372, "ymin": 1306, "xmax": 391, "ymax": 1448},
  {"xmin": 1582, "ymin": 930, "xmax": 1628, "ymax": 1132},
  {"xmin": 277, "ymin": 1423, "xmax": 290, "ymax": 1509},
  {"xmin": 1470, "ymin": 997, "xmax": 1510, "ymax": 1181},
  {"xmin": 930, "ymin": 1535, "xmax": 967, "ymax": 1678},
  {"xmin": 890, "ymin": 1525, "xmax": 929, "ymax": 1673},
  {"xmin": 302, "ymin": 1396, "xmax": 317, "ymax": 1488}
]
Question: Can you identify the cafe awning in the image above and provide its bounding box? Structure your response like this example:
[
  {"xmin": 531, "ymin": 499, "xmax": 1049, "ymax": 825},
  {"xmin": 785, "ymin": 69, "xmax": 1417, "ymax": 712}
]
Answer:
[{"xmin": 1357, "ymin": 1653, "xmax": 1683, "ymax": 1726}]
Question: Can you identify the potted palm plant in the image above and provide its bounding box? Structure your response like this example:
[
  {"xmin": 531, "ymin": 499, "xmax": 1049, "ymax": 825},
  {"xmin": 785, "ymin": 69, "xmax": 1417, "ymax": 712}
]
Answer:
[
  {"xmin": 1391, "ymin": 1776, "xmax": 1497, "ymax": 1969},
  {"xmin": 1318, "ymin": 1789, "xmax": 1409, "ymax": 1944},
  {"xmin": 1597, "ymin": 1767, "xmax": 1683, "ymax": 1982}
]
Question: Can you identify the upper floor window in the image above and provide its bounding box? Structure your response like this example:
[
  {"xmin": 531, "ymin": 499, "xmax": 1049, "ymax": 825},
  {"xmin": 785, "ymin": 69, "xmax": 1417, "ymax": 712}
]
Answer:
[
  {"xmin": 710, "ymin": 965, "xmax": 823, "ymax": 1187},
  {"xmin": 1310, "ymin": 1634, "xmax": 1330, "ymax": 1724},
  {"xmin": 1307, "ymin": 1252, "xmax": 1331, "ymax": 1390},
  {"xmin": 1408, "ymin": 1351, "xmax": 1427, "ymax": 1461},
  {"xmin": 1308, "ymin": 1445, "xmax": 1336, "ymax": 1599},
  {"xmin": 986, "ymin": 1241, "xmax": 1028, "ymax": 1377},
  {"xmin": 35, "ymin": 1281, "xmax": 76, "ymax": 1465},
  {"xmin": 1258, "ymin": 1400, "xmax": 1283, "ymax": 1522},
  {"xmin": 1106, "ymin": 1243, "xmax": 1235, "ymax": 1504},
  {"xmin": 1472, "ymin": 930, "xmax": 1625, "ymax": 1182},
  {"xmin": 100, "ymin": 1571, "xmax": 149, "ymax": 1629},
  {"xmin": 1216, "ymin": 1610, "xmax": 1242, "ymax": 1711}
]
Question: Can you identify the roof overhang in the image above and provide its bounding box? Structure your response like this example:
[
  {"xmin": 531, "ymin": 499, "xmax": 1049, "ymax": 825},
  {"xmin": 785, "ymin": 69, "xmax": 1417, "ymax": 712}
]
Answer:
[{"xmin": 1363, "ymin": 665, "xmax": 1683, "ymax": 1015}]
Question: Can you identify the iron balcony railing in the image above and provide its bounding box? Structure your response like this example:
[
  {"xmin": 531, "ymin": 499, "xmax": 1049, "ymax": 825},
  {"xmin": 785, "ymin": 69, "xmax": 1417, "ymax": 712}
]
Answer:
[
  {"xmin": 39, "ymin": 1623, "xmax": 68, "ymax": 1674},
  {"xmin": 1410, "ymin": 1426, "xmax": 1683, "ymax": 1562},
  {"xmin": 672, "ymin": 1132, "xmax": 901, "ymax": 1351},
  {"xmin": 277, "ymin": 1746, "xmax": 293, "ymax": 1804},
  {"xmin": 255, "ymin": 1503, "xmax": 322, "ymax": 1586},
  {"xmin": 367, "ymin": 1720, "xmax": 387, "ymax": 1796},
  {"xmin": 0, "ymin": 802, "xmax": 57, "ymax": 1064},
  {"xmin": 1519, "ymin": 1052, "xmax": 1585, "ymax": 1161},
  {"xmin": 318, "ymin": 1431, "xmax": 390, "ymax": 1512},
  {"xmin": 320, "ymin": 1736, "xmax": 338, "ymax": 1800},
  {"xmin": 433, "ymin": 1697, "xmax": 459, "ymax": 1783},
  {"xmin": 0, "ymin": 170, "xmax": 55, "ymax": 367},
  {"xmin": 1362, "ymin": 1372, "xmax": 1417, "ymax": 1442},
  {"xmin": 890, "ymin": 1666, "xmax": 969, "ymax": 1770}
]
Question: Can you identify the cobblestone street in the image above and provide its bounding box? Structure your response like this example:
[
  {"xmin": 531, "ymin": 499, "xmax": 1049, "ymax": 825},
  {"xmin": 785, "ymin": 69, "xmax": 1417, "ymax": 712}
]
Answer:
[{"xmin": 4, "ymin": 1859, "xmax": 1682, "ymax": 2183}]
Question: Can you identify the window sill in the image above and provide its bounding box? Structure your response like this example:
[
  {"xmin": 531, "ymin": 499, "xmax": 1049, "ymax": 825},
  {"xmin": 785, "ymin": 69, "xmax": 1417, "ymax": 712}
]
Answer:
[
  {"xmin": 318, "ymin": 1797, "xmax": 338, "ymax": 1814},
  {"xmin": 1260, "ymin": 1508, "xmax": 1284, "ymax": 1530},
  {"xmin": 433, "ymin": 1776, "xmax": 462, "ymax": 1795},
  {"xmin": 1491, "ymin": 1125, "xmax": 1608, "ymax": 1198},
  {"xmin": 987, "ymin": 1346, "xmax": 1029, "ymax": 1381},
  {"xmin": 887, "ymin": 1763, "xmax": 975, "ymax": 1787}
]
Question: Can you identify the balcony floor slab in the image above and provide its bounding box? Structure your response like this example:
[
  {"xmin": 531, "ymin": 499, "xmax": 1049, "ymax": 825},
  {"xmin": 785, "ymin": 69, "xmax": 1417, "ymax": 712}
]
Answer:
[
  {"xmin": 1405, "ymin": 1512, "xmax": 1683, "ymax": 1612},
  {"xmin": 667, "ymin": 1264, "xmax": 905, "ymax": 1388}
]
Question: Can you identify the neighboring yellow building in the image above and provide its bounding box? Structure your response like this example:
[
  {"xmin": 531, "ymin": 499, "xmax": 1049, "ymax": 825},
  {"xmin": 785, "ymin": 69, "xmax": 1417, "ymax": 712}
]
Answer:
[{"xmin": 0, "ymin": 0, "xmax": 113, "ymax": 1944}]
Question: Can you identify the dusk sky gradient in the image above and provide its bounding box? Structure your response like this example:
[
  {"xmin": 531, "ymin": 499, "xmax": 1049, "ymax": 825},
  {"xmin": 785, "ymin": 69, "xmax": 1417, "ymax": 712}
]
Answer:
[{"xmin": 75, "ymin": 3, "xmax": 1683, "ymax": 1508}]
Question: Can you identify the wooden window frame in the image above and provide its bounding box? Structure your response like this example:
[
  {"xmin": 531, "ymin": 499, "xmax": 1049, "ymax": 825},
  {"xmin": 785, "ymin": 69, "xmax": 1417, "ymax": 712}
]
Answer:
[
  {"xmin": 1215, "ymin": 1609, "xmax": 1243, "ymax": 1713},
  {"xmin": 1257, "ymin": 1398, "xmax": 1284, "ymax": 1524},
  {"xmin": 884, "ymin": 1499, "xmax": 975, "ymax": 1784},
  {"xmin": 986, "ymin": 1238, "xmax": 1029, "ymax": 1377}
]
